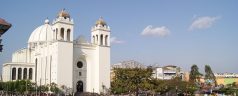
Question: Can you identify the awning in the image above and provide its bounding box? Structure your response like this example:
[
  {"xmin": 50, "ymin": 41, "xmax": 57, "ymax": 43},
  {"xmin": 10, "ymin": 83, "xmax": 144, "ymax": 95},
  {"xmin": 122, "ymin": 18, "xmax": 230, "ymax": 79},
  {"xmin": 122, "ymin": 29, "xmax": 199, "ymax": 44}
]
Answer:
[{"xmin": 0, "ymin": 18, "xmax": 12, "ymax": 35}]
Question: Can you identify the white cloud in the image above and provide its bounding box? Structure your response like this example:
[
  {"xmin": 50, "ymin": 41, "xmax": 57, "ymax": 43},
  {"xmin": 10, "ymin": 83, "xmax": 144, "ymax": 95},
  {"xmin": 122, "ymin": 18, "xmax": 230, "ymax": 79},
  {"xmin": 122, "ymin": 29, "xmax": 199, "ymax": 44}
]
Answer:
[
  {"xmin": 141, "ymin": 25, "xmax": 170, "ymax": 37},
  {"xmin": 110, "ymin": 37, "xmax": 124, "ymax": 44},
  {"xmin": 189, "ymin": 16, "xmax": 220, "ymax": 31}
]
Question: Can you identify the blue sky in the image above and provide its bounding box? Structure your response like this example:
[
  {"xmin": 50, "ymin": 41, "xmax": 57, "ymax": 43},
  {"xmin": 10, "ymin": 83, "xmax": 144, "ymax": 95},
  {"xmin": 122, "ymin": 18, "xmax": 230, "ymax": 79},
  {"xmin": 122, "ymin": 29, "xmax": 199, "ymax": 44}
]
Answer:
[{"xmin": 1, "ymin": 0, "xmax": 238, "ymax": 73}]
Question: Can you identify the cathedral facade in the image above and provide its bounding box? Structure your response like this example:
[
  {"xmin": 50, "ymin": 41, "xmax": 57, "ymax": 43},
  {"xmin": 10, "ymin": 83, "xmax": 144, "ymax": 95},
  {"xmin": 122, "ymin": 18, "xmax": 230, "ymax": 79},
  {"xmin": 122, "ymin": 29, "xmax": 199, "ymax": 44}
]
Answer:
[{"xmin": 1, "ymin": 9, "xmax": 111, "ymax": 93}]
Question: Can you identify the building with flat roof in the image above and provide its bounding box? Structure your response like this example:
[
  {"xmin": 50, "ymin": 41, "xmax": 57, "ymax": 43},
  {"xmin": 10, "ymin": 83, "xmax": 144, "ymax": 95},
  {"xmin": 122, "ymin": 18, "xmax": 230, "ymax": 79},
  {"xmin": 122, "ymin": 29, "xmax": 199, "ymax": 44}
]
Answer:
[
  {"xmin": 214, "ymin": 73, "xmax": 238, "ymax": 85},
  {"xmin": 152, "ymin": 65, "xmax": 183, "ymax": 80},
  {"xmin": 111, "ymin": 60, "xmax": 146, "ymax": 69}
]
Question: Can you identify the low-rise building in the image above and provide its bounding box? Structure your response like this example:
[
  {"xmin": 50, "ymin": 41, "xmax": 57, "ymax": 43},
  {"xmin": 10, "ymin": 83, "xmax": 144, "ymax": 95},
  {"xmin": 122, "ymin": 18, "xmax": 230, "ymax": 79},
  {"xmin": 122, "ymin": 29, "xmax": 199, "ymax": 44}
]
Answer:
[
  {"xmin": 152, "ymin": 65, "xmax": 183, "ymax": 80},
  {"xmin": 214, "ymin": 73, "xmax": 238, "ymax": 85},
  {"xmin": 111, "ymin": 60, "xmax": 146, "ymax": 81},
  {"xmin": 111, "ymin": 60, "xmax": 146, "ymax": 69}
]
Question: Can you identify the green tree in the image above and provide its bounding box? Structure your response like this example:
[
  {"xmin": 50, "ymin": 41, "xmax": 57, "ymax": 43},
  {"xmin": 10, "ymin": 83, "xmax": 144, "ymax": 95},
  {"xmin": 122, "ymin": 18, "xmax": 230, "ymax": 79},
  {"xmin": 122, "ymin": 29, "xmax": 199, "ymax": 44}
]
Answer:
[
  {"xmin": 189, "ymin": 64, "xmax": 203, "ymax": 83},
  {"xmin": 0, "ymin": 82, "xmax": 4, "ymax": 90},
  {"xmin": 204, "ymin": 65, "xmax": 217, "ymax": 86},
  {"xmin": 50, "ymin": 82, "xmax": 61, "ymax": 94},
  {"xmin": 111, "ymin": 68, "xmax": 153, "ymax": 95},
  {"xmin": 111, "ymin": 67, "xmax": 199, "ymax": 95}
]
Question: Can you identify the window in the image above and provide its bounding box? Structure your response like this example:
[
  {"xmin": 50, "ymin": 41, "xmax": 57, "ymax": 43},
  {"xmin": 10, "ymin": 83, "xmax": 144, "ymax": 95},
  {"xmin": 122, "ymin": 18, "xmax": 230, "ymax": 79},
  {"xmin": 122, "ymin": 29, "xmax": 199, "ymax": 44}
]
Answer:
[
  {"xmin": 77, "ymin": 61, "xmax": 83, "ymax": 68},
  {"xmin": 18, "ymin": 68, "xmax": 22, "ymax": 80},
  {"xmin": 23, "ymin": 68, "xmax": 27, "ymax": 79},
  {"xmin": 12, "ymin": 68, "xmax": 16, "ymax": 80},
  {"xmin": 67, "ymin": 29, "xmax": 70, "ymax": 41},
  {"xmin": 60, "ymin": 28, "xmax": 64, "ymax": 40},
  {"xmin": 29, "ymin": 68, "xmax": 33, "ymax": 80},
  {"xmin": 105, "ymin": 35, "xmax": 108, "ymax": 46},
  {"xmin": 100, "ymin": 34, "xmax": 103, "ymax": 45},
  {"xmin": 79, "ymin": 72, "xmax": 82, "ymax": 76}
]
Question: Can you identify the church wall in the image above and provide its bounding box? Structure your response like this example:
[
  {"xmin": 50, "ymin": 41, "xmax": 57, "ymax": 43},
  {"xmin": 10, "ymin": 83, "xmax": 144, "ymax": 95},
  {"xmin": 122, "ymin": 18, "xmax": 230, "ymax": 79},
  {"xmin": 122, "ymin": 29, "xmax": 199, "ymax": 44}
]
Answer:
[
  {"xmin": 81, "ymin": 46, "xmax": 97, "ymax": 93},
  {"xmin": 31, "ymin": 42, "xmax": 54, "ymax": 86},
  {"xmin": 12, "ymin": 48, "xmax": 27, "ymax": 63},
  {"xmin": 2, "ymin": 65, "xmax": 11, "ymax": 81},
  {"xmin": 56, "ymin": 42, "xmax": 73, "ymax": 88},
  {"xmin": 98, "ymin": 46, "xmax": 110, "ymax": 93},
  {"xmin": 50, "ymin": 43, "xmax": 58, "ymax": 84},
  {"xmin": 73, "ymin": 44, "xmax": 94, "ymax": 93}
]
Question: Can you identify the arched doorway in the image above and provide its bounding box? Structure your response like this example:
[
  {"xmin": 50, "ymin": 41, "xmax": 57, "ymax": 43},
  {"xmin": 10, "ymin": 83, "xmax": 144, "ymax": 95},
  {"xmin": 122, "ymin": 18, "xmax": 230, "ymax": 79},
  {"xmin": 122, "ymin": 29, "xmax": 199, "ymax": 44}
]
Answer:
[{"xmin": 76, "ymin": 81, "xmax": 83, "ymax": 92}]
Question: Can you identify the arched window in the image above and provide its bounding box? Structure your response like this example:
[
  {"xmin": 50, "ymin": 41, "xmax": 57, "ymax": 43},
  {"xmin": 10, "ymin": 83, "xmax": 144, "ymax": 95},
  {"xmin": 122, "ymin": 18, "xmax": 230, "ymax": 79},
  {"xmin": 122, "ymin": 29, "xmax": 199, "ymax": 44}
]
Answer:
[
  {"xmin": 29, "ymin": 68, "xmax": 33, "ymax": 80},
  {"xmin": 60, "ymin": 28, "xmax": 64, "ymax": 40},
  {"xmin": 23, "ymin": 68, "xmax": 27, "ymax": 79},
  {"xmin": 67, "ymin": 29, "xmax": 70, "ymax": 41},
  {"xmin": 18, "ymin": 68, "xmax": 22, "ymax": 80},
  {"xmin": 77, "ymin": 61, "xmax": 83, "ymax": 68},
  {"xmin": 100, "ymin": 34, "xmax": 103, "ymax": 45},
  {"xmin": 105, "ymin": 35, "xmax": 108, "ymax": 46},
  {"xmin": 12, "ymin": 68, "xmax": 16, "ymax": 80},
  {"xmin": 56, "ymin": 28, "xmax": 58, "ymax": 40}
]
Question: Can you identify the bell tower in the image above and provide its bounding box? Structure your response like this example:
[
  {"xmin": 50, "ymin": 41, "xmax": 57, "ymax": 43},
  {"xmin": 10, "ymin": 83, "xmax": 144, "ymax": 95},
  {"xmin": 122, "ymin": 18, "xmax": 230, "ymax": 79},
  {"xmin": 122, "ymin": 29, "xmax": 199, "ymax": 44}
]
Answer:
[
  {"xmin": 52, "ymin": 9, "xmax": 74, "ymax": 42},
  {"xmin": 50, "ymin": 9, "xmax": 74, "ymax": 88},
  {"xmin": 91, "ymin": 17, "xmax": 110, "ymax": 46},
  {"xmin": 90, "ymin": 17, "xmax": 111, "ymax": 93}
]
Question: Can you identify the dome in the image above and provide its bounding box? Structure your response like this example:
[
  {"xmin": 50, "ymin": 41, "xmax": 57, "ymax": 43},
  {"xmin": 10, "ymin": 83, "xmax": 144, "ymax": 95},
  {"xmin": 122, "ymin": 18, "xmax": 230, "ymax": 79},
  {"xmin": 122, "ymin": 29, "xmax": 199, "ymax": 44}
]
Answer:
[
  {"xmin": 75, "ymin": 35, "xmax": 87, "ymax": 44},
  {"xmin": 95, "ymin": 17, "xmax": 107, "ymax": 26},
  {"xmin": 28, "ymin": 19, "xmax": 53, "ymax": 43},
  {"xmin": 57, "ymin": 9, "xmax": 70, "ymax": 18}
]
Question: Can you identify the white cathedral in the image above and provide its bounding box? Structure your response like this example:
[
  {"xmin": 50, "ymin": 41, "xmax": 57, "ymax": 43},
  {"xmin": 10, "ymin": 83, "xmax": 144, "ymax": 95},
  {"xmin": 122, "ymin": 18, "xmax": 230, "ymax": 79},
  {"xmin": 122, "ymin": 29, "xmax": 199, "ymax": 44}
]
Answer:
[{"xmin": 1, "ymin": 9, "xmax": 111, "ymax": 94}]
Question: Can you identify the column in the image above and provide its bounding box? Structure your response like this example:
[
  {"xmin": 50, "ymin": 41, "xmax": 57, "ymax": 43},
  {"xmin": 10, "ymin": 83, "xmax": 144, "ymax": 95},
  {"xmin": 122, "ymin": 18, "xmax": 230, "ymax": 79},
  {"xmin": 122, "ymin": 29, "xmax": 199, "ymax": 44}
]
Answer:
[
  {"xmin": 10, "ymin": 66, "xmax": 12, "ymax": 81},
  {"xmin": 16, "ymin": 67, "xmax": 18, "ymax": 80},
  {"xmin": 21, "ymin": 67, "xmax": 23, "ymax": 80},
  {"xmin": 102, "ymin": 35, "xmax": 105, "ymax": 46},
  {"xmin": 64, "ymin": 29, "xmax": 67, "ymax": 41},
  {"xmin": 26, "ymin": 68, "xmax": 29, "ymax": 80}
]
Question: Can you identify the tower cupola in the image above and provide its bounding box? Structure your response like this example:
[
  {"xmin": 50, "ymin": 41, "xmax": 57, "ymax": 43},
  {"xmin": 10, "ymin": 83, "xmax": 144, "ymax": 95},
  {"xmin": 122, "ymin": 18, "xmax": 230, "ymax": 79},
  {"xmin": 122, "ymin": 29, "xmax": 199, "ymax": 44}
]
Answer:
[
  {"xmin": 95, "ymin": 17, "xmax": 107, "ymax": 27},
  {"xmin": 52, "ymin": 9, "xmax": 74, "ymax": 42},
  {"xmin": 57, "ymin": 9, "xmax": 70, "ymax": 19},
  {"xmin": 91, "ymin": 17, "xmax": 110, "ymax": 46}
]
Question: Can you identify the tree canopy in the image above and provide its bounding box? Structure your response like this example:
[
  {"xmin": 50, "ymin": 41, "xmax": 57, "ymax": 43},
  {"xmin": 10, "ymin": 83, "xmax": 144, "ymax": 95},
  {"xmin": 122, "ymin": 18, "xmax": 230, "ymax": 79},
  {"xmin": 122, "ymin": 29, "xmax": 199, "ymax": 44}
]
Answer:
[
  {"xmin": 204, "ymin": 65, "xmax": 217, "ymax": 86},
  {"xmin": 111, "ymin": 67, "xmax": 198, "ymax": 95},
  {"xmin": 189, "ymin": 64, "xmax": 203, "ymax": 83}
]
